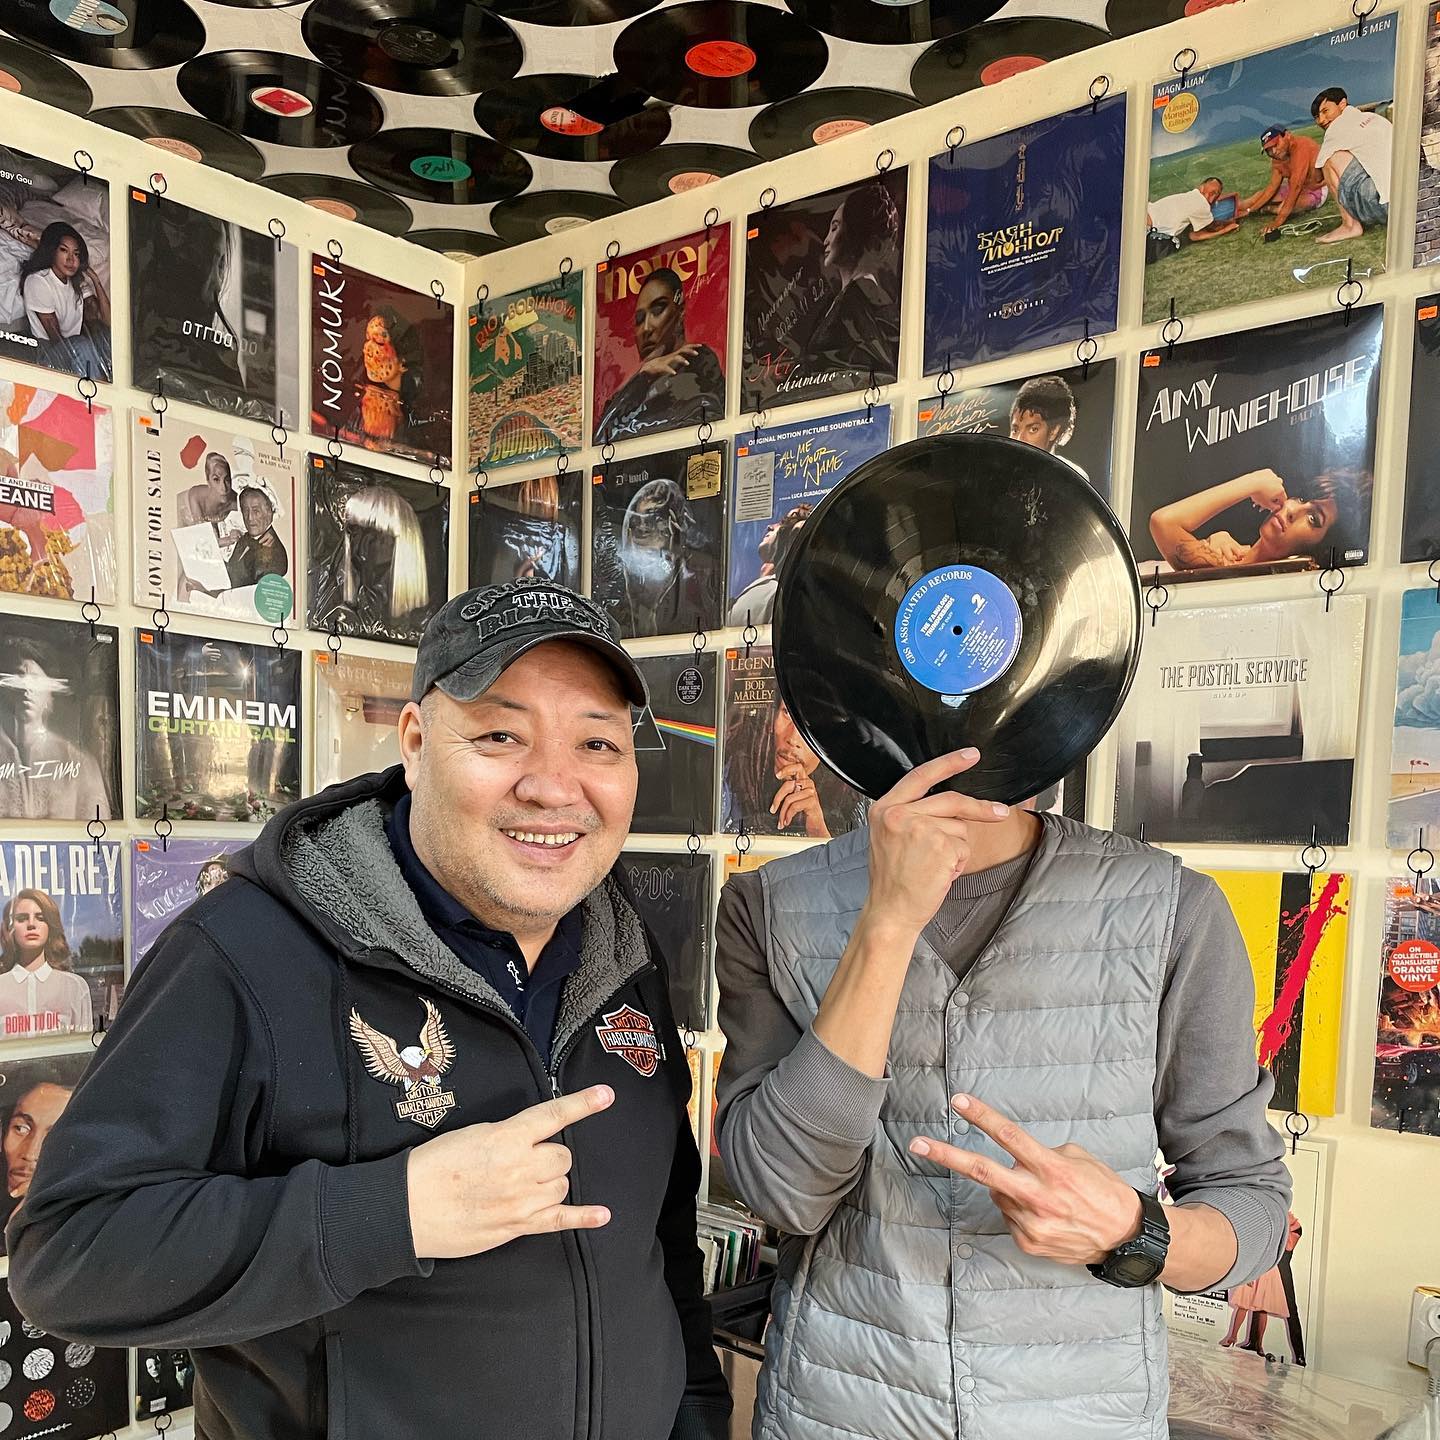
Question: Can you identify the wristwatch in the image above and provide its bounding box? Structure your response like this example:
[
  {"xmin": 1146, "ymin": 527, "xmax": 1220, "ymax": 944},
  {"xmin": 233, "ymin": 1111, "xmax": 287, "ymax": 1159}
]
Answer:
[{"xmin": 1088, "ymin": 1190, "xmax": 1170, "ymax": 1288}]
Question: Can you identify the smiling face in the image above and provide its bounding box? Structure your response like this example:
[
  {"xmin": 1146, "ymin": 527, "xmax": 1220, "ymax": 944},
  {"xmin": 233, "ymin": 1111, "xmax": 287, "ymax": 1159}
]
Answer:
[
  {"xmin": 239, "ymin": 489, "xmax": 275, "ymax": 539},
  {"xmin": 633, "ymin": 276, "xmax": 683, "ymax": 360},
  {"xmin": 4, "ymin": 1082, "xmax": 71, "ymax": 1199},
  {"xmin": 1262, "ymin": 133, "xmax": 1291, "ymax": 162},
  {"xmin": 400, "ymin": 642, "xmax": 638, "ymax": 940},
  {"xmin": 5, "ymin": 897, "xmax": 48, "ymax": 964},
  {"xmin": 1315, "ymin": 97, "xmax": 1346, "ymax": 129},
  {"xmin": 1199, "ymin": 179, "xmax": 1224, "ymax": 204}
]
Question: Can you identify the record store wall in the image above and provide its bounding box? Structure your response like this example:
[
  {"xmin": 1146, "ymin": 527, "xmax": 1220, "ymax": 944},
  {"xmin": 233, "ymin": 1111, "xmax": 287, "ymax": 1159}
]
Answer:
[{"xmin": 2, "ymin": 0, "xmax": 1440, "ymax": 1425}]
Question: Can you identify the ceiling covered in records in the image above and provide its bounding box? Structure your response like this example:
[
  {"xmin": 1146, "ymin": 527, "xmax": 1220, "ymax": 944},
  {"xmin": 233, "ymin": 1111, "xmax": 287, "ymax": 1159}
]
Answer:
[{"xmin": 0, "ymin": 0, "xmax": 1219, "ymax": 260}]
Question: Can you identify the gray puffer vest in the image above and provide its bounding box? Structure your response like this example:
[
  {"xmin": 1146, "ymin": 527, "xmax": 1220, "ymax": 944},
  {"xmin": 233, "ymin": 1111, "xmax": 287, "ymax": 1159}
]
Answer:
[{"xmin": 753, "ymin": 814, "xmax": 1181, "ymax": 1440}]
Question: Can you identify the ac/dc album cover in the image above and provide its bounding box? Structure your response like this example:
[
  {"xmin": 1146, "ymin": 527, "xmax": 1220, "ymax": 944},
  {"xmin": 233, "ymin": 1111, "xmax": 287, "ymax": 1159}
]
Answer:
[
  {"xmin": 0, "ymin": 143, "xmax": 111, "ymax": 381},
  {"xmin": 313, "ymin": 651, "xmax": 412, "ymax": 790},
  {"xmin": 916, "ymin": 359, "xmax": 1116, "ymax": 500},
  {"xmin": 132, "ymin": 412, "xmax": 298, "ymax": 627},
  {"xmin": 1388, "ymin": 588, "xmax": 1440, "ymax": 848},
  {"xmin": 1144, "ymin": 17, "xmax": 1396, "ymax": 324},
  {"xmin": 742, "ymin": 171, "xmax": 907, "ymax": 412},
  {"xmin": 0, "ymin": 616, "xmax": 119, "ymax": 823},
  {"xmin": 1131, "ymin": 307, "xmax": 1381, "ymax": 582},
  {"xmin": 925, "ymin": 99, "xmax": 1126, "ymax": 371},
  {"xmin": 592, "ymin": 442, "xmax": 726, "ymax": 639},
  {"xmin": 135, "ymin": 631, "xmax": 300, "ymax": 824},
  {"xmin": 1371, "ymin": 875, "xmax": 1440, "ymax": 1138},
  {"xmin": 469, "ymin": 275, "xmax": 583, "ymax": 470},
  {"xmin": 620, "ymin": 851, "xmax": 711, "ymax": 1032},
  {"xmin": 0, "ymin": 1055, "xmax": 91, "ymax": 1256},
  {"xmin": 307, "ymin": 456, "xmax": 450, "ymax": 646},
  {"xmin": 1420, "ymin": 5, "xmax": 1440, "ymax": 267},
  {"xmin": 1114, "ymin": 596, "xmax": 1365, "ymax": 846},
  {"xmin": 1403, "ymin": 295, "xmax": 1440, "ymax": 561},
  {"xmin": 310, "ymin": 255, "xmax": 454, "ymax": 469},
  {"xmin": 129, "ymin": 190, "xmax": 300, "ymax": 425},
  {"xmin": 1201, "ymin": 869, "xmax": 1350, "ymax": 1117},
  {"xmin": 131, "ymin": 837, "xmax": 246, "ymax": 960},
  {"xmin": 593, "ymin": 225, "xmax": 730, "ymax": 445},
  {"xmin": 723, "ymin": 644, "xmax": 868, "ymax": 840},
  {"xmin": 0, "ymin": 380, "xmax": 115, "ymax": 603},
  {"xmin": 467, "ymin": 473, "xmax": 582, "ymax": 591},
  {"xmin": 632, "ymin": 653, "xmax": 718, "ymax": 836},
  {"xmin": 136, "ymin": 1349, "xmax": 194, "ymax": 1422},
  {"xmin": 727, "ymin": 406, "xmax": 890, "ymax": 627},
  {"xmin": 0, "ymin": 840, "xmax": 123, "ymax": 1042}
]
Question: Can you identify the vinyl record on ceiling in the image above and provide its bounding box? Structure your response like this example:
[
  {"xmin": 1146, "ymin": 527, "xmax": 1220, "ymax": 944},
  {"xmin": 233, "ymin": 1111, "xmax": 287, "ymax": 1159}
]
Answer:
[
  {"xmin": 608, "ymin": 142, "xmax": 757, "ymax": 206},
  {"xmin": 473, "ymin": 73, "xmax": 671, "ymax": 162},
  {"xmin": 615, "ymin": 1, "xmax": 828, "ymax": 109},
  {"xmin": 407, "ymin": 227, "xmax": 511, "ymax": 259},
  {"xmin": 479, "ymin": 0, "xmax": 662, "ymax": 24},
  {"xmin": 0, "ymin": 37, "xmax": 92, "ymax": 112},
  {"xmin": 349, "ymin": 127, "xmax": 533, "ymax": 204},
  {"xmin": 262, "ymin": 172, "xmax": 414, "ymax": 234},
  {"xmin": 1103, "ymin": 0, "xmax": 1243, "ymax": 36},
  {"xmin": 4, "ymin": 0, "xmax": 206, "ymax": 70},
  {"xmin": 89, "ymin": 106, "xmax": 267, "ymax": 178},
  {"xmin": 301, "ymin": 0, "xmax": 522, "ymax": 97},
  {"xmin": 783, "ymin": 0, "xmax": 1005, "ymax": 46},
  {"xmin": 177, "ymin": 49, "xmax": 385, "ymax": 147},
  {"xmin": 489, "ymin": 189, "xmax": 625, "ymax": 244},
  {"xmin": 749, "ymin": 86, "xmax": 918, "ymax": 159},
  {"xmin": 911, "ymin": 18, "xmax": 1109, "ymax": 104}
]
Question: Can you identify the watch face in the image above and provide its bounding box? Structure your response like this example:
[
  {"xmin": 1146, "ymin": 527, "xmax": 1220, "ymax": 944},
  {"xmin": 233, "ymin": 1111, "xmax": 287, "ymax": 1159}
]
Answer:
[{"xmin": 1113, "ymin": 1252, "xmax": 1163, "ymax": 1286}]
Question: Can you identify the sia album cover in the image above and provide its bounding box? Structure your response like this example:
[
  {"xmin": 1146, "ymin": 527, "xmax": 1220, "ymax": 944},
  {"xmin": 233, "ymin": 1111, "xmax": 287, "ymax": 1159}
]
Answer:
[
  {"xmin": 631, "ymin": 653, "xmax": 717, "ymax": 836},
  {"xmin": 135, "ymin": 631, "xmax": 301, "ymax": 823},
  {"xmin": 312, "ymin": 650, "xmax": 412, "ymax": 790},
  {"xmin": 467, "ymin": 472, "xmax": 582, "ymax": 591},
  {"xmin": 0, "ymin": 380, "xmax": 115, "ymax": 603},
  {"xmin": 131, "ymin": 837, "xmax": 246, "ymax": 960},
  {"xmin": 620, "ymin": 850, "xmax": 711, "ymax": 1032},
  {"xmin": 1372, "ymin": 874, "xmax": 1440, "ymax": 1138}
]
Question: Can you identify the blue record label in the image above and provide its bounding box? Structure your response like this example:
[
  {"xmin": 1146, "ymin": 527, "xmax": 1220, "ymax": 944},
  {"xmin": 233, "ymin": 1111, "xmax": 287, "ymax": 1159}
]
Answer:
[{"xmin": 893, "ymin": 563, "xmax": 1022, "ymax": 696}]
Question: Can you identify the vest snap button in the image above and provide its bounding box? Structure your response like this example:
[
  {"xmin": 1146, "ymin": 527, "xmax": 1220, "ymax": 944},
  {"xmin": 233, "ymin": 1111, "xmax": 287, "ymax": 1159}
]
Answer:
[
  {"xmin": 955, "ymin": 1243, "xmax": 973, "ymax": 1260},
  {"xmin": 960, "ymin": 1377, "xmax": 976, "ymax": 1394},
  {"xmin": 1106, "ymin": 1110, "xmax": 1116, "ymax": 1121},
  {"xmin": 954, "ymin": 991, "xmax": 969, "ymax": 1007},
  {"xmin": 953, "ymin": 1119, "xmax": 969, "ymax": 1135}
]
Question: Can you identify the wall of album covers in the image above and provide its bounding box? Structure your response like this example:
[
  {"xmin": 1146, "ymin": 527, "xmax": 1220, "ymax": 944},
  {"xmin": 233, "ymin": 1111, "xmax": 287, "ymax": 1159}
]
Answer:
[{"xmin": 0, "ymin": 0, "xmax": 1438, "ymax": 1424}]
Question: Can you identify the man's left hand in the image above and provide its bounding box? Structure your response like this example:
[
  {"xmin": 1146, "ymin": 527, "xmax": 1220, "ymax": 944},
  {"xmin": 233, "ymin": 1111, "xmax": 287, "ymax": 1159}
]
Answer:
[{"xmin": 910, "ymin": 1094, "xmax": 1142, "ymax": 1266}]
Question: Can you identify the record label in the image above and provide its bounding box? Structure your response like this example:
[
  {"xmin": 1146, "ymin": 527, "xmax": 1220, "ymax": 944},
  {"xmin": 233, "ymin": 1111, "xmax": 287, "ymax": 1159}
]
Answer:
[
  {"xmin": 677, "ymin": 667, "xmax": 704, "ymax": 704},
  {"xmin": 412, "ymin": 154, "xmax": 471, "ymax": 181},
  {"xmin": 251, "ymin": 85, "xmax": 313, "ymax": 116},
  {"xmin": 687, "ymin": 40, "xmax": 755, "ymax": 76},
  {"xmin": 50, "ymin": 0, "xmax": 129, "ymax": 33},
  {"xmin": 0, "ymin": 72, "xmax": 19, "ymax": 92},
  {"xmin": 145, "ymin": 137, "xmax": 203, "ymax": 161},
  {"xmin": 547, "ymin": 215, "xmax": 588, "ymax": 233},
  {"xmin": 980, "ymin": 55, "xmax": 1044, "ymax": 83},
  {"xmin": 378, "ymin": 25, "xmax": 450, "ymax": 63},
  {"xmin": 671, "ymin": 170, "xmax": 718, "ymax": 190},
  {"xmin": 814, "ymin": 118, "xmax": 866, "ymax": 143},
  {"xmin": 894, "ymin": 564, "xmax": 1022, "ymax": 696},
  {"xmin": 308, "ymin": 197, "xmax": 358, "ymax": 220},
  {"xmin": 542, "ymin": 106, "xmax": 604, "ymax": 135}
]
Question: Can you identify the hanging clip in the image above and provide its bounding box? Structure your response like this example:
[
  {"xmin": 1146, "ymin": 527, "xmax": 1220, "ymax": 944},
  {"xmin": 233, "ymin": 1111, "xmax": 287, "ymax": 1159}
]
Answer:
[
  {"xmin": 154, "ymin": 803, "xmax": 173, "ymax": 854},
  {"xmin": 1318, "ymin": 544, "xmax": 1345, "ymax": 612},
  {"xmin": 472, "ymin": 463, "xmax": 489, "ymax": 493},
  {"xmin": 945, "ymin": 124, "xmax": 965, "ymax": 167},
  {"xmin": 271, "ymin": 415, "xmax": 289, "ymax": 457},
  {"xmin": 474, "ymin": 281, "xmax": 489, "ymax": 311},
  {"xmin": 1088, "ymin": 74, "xmax": 1111, "ymax": 115},
  {"xmin": 327, "ymin": 237, "xmax": 344, "ymax": 263},
  {"xmin": 697, "ymin": 403, "xmax": 714, "ymax": 453},
  {"xmin": 151, "ymin": 594, "xmax": 170, "ymax": 643},
  {"xmin": 273, "ymin": 623, "xmax": 289, "ymax": 654},
  {"xmin": 936, "ymin": 353, "xmax": 956, "ymax": 408},
  {"xmin": 875, "ymin": 148, "xmax": 895, "ymax": 175},
  {"xmin": 327, "ymin": 619, "xmax": 342, "ymax": 662},
  {"xmin": 86, "ymin": 804, "xmax": 107, "ymax": 854},
  {"xmin": 1430, "ymin": 557, "xmax": 1440, "ymax": 604},
  {"xmin": 1352, "ymin": 0, "xmax": 1376, "ymax": 36},
  {"xmin": 430, "ymin": 464, "xmax": 446, "ymax": 496},
  {"xmin": 80, "ymin": 585, "xmax": 102, "ymax": 641},
  {"xmin": 430, "ymin": 278, "xmax": 445, "ymax": 312},
  {"xmin": 599, "ymin": 443, "xmax": 614, "ymax": 478},
  {"xmin": 155, "ymin": 1413, "xmax": 174, "ymax": 1436},
  {"xmin": 1144, "ymin": 567, "xmax": 1169, "ymax": 628},
  {"xmin": 735, "ymin": 820, "xmax": 752, "ymax": 859},
  {"xmin": 77, "ymin": 365, "xmax": 97, "ymax": 416},
  {"xmin": 1173, "ymin": 47, "xmax": 1197, "ymax": 86},
  {"xmin": 751, "ymin": 408, "xmax": 766, "ymax": 448},
  {"xmin": 1337, "ymin": 256, "xmax": 1363, "ymax": 325},
  {"xmin": 148, "ymin": 171, "xmax": 168, "ymax": 197},
  {"xmin": 1299, "ymin": 825, "xmax": 1328, "ymax": 878},
  {"xmin": 864, "ymin": 369, "xmax": 880, "ymax": 424},
  {"xmin": 692, "ymin": 617, "xmax": 708, "ymax": 659},
  {"xmin": 555, "ymin": 451, "xmax": 569, "ymax": 478},
  {"xmin": 268, "ymin": 217, "xmax": 286, "ymax": 255},
  {"xmin": 687, "ymin": 818, "xmax": 703, "ymax": 858},
  {"xmin": 704, "ymin": 206, "xmax": 720, "ymax": 245},
  {"xmin": 327, "ymin": 420, "xmax": 343, "ymax": 462},
  {"xmin": 151, "ymin": 372, "xmax": 167, "ymax": 430},
  {"xmin": 557, "ymin": 255, "xmax": 574, "ymax": 291},
  {"xmin": 1408, "ymin": 829, "xmax": 1435, "ymax": 892},
  {"xmin": 1161, "ymin": 297, "xmax": 1184, "ymax": 359},
  {"xmin": 758, "ymin": 186, "xmax": 777, "ymax": 212},
  {"xmin": 605, "ymin": 239, "xmax": 621, "ymax": 262},
  {"xmin": 91, "ymin": 1011, "xmax": 108, "ymax": 1048},
  {"xmin": 1284, "ymin": 1109, "xmax": 1310, "ymax": 1156},
  {"xmin": 1076, "ymin": 318, "xmax": 1099, "ymax": 382},
  {"xmin": 74, "ymin": 149, "xmax": 94, "ymax": 187},
  {"xmin": 742, "ymin": 614, "xmax": 759, "ymax": 656}
]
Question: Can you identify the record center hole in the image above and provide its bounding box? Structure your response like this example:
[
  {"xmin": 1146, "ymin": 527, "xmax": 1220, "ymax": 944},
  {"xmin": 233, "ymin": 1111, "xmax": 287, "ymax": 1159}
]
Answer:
[{"xmin": 952, "ymin": 625, "xmax": 964, "ymax": 635}]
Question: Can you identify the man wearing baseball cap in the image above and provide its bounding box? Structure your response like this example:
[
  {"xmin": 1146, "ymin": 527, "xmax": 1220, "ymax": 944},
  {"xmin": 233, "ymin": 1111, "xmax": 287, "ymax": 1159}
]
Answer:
[
  {"xmin": 9, "ymin": 579, "xmax": 731, "ymax": 1440},
  {"xmin": 1237, "ymin": 124, "xmax": 1327, "ymax": 235}
]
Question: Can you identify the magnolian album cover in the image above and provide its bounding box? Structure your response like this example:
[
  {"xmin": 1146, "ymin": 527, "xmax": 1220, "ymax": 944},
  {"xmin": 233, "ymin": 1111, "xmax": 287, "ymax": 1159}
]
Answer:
[
  {"xmin": 632, "ymin": 653, "xmax": 718, "ymax": 836},
  {"xmin": 131, "ymin": 837, "xmax": 246, "ymax": 960},
  {"xmin": 620, "ymin": 851, "xmax": 711, "ymax": 1032},
  {"xmin": 312, "ymin": 650, "xmax": 412, "ymax": 791},
  {"xmin": 467, "ymin": 473, "xmax": 582, "ymax": 591},
  {"xmin": 1388, "ymin": 588, "xmax": 1440, "ymax": 848}
]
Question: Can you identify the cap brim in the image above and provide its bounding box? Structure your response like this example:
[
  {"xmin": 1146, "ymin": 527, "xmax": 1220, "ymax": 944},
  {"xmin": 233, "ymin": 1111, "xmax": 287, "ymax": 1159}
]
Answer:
[{"xmin": 435, "ymin": 632, "xmax": 648, "ymax": 709}]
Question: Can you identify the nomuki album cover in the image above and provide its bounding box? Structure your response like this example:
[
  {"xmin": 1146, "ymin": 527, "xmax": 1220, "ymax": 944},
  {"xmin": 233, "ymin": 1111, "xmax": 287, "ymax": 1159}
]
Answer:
[
  {"xmin": 632, "ymin": 652, "xmax": 717, "ymax": 836},
  {"xmin": 467, "ymin": 473, "xmax": 582, "ymax": 591},
  {"xmin": 0, "ymin": 380, "xmax": 115, "ymax": 602},
  {"xmin": 312, "ymin": 650, "xmax": 412, "ymax": 790},
  {"xmin": 131, "ymin": 837, "xmax": 246, "ymax": 960},
  {"xmin": 620, "ymin": 851, "xmax": 711, "ymax": 1032}
]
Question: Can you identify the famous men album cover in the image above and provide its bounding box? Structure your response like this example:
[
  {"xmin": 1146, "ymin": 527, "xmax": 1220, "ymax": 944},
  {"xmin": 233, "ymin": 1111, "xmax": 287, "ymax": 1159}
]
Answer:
[
  {"xmin": 1388, "ymin": 588, "xmax": 1440, "ymax": 848},
  {"xmin": 727, "ymin": 406, "xmax": 890, "ymax": 627},
  {"xmin": 1144, "ymin": 17, "xmax": 1396, "ymax": 324},
  {"xmin": 1403, "ymin": 294, "xmax": 1440, "ymax": 562},
  {"xmin": 1371, "ymin": 875, "xmax": 1440, "ymax": 1138},
  {"xmin": 593, "ymin": 225, "xmax": 730, "ymax": 446},
  {"xmin": 0, "ymin": 1058, "xmax": 91, "ymax": 1258},
  {"xmin": 1114, "ymin": 596, "xmax": 1365, "ymax": 846},
  {"xmin": 135, "ymin": 631, "xmax": 301, "ymax": 824},
  {"xmin": 131, "ymin": 837, "xmax": 246, "ymax": 960},
  {"xmin": 129, "ymin": 190, "xmax": 300, "ymax": 425},
  {"xmin": 742, "ymin": 171, "xmax": 907, "ymax": 412},
  {"xmin": 631, "ymin": 652, "xmax": 718, "ymax": 836},
  {"xmin": 0, "ymin": 143, "xmax": 112, "ymax": 381},
  {"xmin": 132, "ymin": 412, "xmax": 297, "ymax": 627},
  {"xmin": 620, "ymin": 850, "xmax": 711, "ymax": 1031},
  {"xmin": 467, "ymin": 472, "xmax": 582, "ymax": 591},
  {"xmin": 1130, "ymin": 307, "xmax": 1381, "ymax": 583},
  {"xmin": 0, "ymin": 380, "xmax": 114, "ymax": 603},
  {"xmin": 312, "ymin": 650, "xmax": 412, "ymax": 790},
  {"xmin": 0, "ymin": 615, "xmax": 119, "ymax": 823},
  {"xmin": 925, "ymin": 99, "xmax": 1125, "ymax": 371},
  {"xmin": 916, "ymin": 359, "xmax": 1116, "ymax": 500},
  {"xmin": 469, "ymin": 273, "xmax": 583, "ymax": 469},
  {"xmin": 307, "ymin": 456, "xmax": 449, "ymax": 647},
  {"xmin": 592, "ymin": 442, "xmax": 726, "ymax": 639},
  {"xmin": 310, "ymin": 255, "xmax": 454, "ymax": 469},
  {"xmin": 0, "ymin": 840, "xmax": 122, "ymax": 1043},
  {"xmin": 723, "ymin": 643, "xmax": 868, "ymax": 841}
]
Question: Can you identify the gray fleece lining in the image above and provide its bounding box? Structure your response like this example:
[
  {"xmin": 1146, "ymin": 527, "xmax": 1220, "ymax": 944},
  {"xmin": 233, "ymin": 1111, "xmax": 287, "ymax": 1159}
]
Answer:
[{"xmin": 282, "ymin": 797, "xmax": 652, "ymax": 1066}]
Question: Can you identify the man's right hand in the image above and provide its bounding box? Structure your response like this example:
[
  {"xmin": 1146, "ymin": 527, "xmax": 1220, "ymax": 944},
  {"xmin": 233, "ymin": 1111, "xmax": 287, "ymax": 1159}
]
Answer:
[{"xmin": 406, "ymin": 1085, "xmax": 614, "ymax": 1260}]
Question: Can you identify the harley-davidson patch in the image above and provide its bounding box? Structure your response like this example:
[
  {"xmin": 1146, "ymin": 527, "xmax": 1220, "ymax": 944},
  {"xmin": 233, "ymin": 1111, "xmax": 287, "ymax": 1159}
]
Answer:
[{"xmin": 595, "ymin": 1004, "xmax": 661, "ymax": 1078}]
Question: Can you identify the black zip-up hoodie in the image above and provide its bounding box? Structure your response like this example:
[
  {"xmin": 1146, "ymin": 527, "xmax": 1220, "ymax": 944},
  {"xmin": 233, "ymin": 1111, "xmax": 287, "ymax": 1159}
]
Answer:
[{"xmin": 7, "ymin": 769, "xmax": 731, "ymax": 1440}]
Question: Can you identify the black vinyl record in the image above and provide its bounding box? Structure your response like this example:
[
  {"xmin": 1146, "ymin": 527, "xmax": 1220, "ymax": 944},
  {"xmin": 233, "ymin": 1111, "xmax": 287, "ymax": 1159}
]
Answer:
[
  {"xmin": 483, "ymin": 0, "xmax": 661, "ymax": 21},
  {"xmin": 489, "ymin": 189, "xmax": 625, "ymax": 244},
  {"xmin": 749, "ymin": 86, "xmax": 917, "ymax": 159},
  {"xmin": 262, "ymin": 172, "xmax": 413, "ymax": 234},
  {"xmin": 772, "ymin": 434, "xmax": 1141, "ymax": 805},
  {"xmin": 301, "ymin": 0, "xmax": 522, "ymax": 97},
  {"xmin": 911, "ymin": 18, "xmax": 1108, "ymax": 105},
  {"xmin": 0, "ymin": 37, "xmax": 92, "ymax": 112},
  {"xmin": 406, "ymin": 227, "xmax": 511, "ymax": 258},
  {"xmin": 615, "ymin": 1, "xmax": 827, "ymax": 109},
  {"xmin": 473, "ymin": 72, "xmax": 671, "ymax": 162},
  {"xmin": 90, "ymin": 106, "xmax": 266, "ymax": 179},
  {"xmin": 349, "ymin": 127, "xmax": 531, "ymax": 204},
  {"xmin": 1104, "ymin": 0, "xmax": 1242, "ymax": 37},
  {"xmin": 784, "ymin": 0, "xmax": 1004, "ymax": 45},
  {"xmin": 3, "ymin": 0, "xmax": 205, "ymax": 69},
  {"xmin": 609, "ymin": 142, "xmax": 756, "ymax": 206},
  {"xmin": 177, "ymin": 50, "xmax": 384, "ymax": 148}
]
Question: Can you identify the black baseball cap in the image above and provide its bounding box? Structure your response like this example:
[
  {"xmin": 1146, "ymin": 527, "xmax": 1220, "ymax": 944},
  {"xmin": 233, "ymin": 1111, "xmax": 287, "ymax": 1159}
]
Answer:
[
  {"xmin": 1260, "ymin": 125, "xmax": 1288, "ymax": 146},
  {"xmin": 410, "ymin": 580, "xmax": 648, "ymax": 707}
]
